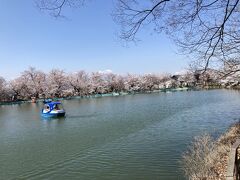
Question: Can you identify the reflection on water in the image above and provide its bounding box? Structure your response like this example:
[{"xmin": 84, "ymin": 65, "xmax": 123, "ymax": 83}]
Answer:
[
  {"xmin": 41, "ymin": 117, "xmax": 66, "ymax": 127},
  {"xmin": 41, "ymin": 116, "xmax": 66, "ymax": 121},
  {"xmin": 67, "ymin": 113, "xmax": 99, "ymax": 119},
  {"xmin": 0, "ymin": 90, "xmax": 240, "ymax": 180}
]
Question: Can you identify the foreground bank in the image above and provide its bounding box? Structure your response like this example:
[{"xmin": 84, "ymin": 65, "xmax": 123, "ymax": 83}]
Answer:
[{"xmin": 182, "ymin": 122, "xmax": 240, "ymax": 179}]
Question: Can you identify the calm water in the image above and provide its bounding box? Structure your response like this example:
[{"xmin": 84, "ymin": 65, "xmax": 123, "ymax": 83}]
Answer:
[{"xmin": 1, "ymin": 90, "xmax": 240, "ymax": 180}]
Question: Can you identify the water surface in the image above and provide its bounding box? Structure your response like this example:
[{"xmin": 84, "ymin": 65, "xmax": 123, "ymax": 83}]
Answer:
[{"xmin": 0, "ymin": 90, "xmax": 240, "ymax": 179}]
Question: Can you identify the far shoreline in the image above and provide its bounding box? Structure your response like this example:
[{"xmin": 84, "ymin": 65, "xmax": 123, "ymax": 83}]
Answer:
[{"xmin": 0, "ymin": 87, "xmax": 194, "ymax": 105}]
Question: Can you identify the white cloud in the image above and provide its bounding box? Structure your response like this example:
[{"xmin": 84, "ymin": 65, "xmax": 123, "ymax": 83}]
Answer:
[
  {"xmin": 174, "ymin": 69, "xmax": 187, "ymax": 75},
  {"xmin": 98, "ymin": 69, "xmax": 113, "ymax": 74}
]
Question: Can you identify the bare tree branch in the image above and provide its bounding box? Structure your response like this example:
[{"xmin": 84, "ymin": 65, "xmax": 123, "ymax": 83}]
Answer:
[{"xmin": 37, "ymin": 0, "xmax": 240, "ymax": 77}]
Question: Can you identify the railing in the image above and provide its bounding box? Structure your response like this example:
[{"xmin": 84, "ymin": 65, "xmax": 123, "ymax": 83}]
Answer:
[{"xmin": 226, "ymin": 139, "xmax": 240, "ymax": 180}]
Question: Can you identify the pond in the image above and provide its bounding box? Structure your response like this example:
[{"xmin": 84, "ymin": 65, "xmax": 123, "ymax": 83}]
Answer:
[{"xmin": 0, "ymin": 89, "xmax": 240, "ymax": 179}]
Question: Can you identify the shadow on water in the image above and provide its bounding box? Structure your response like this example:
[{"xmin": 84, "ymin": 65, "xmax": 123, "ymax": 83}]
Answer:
[
  {"xmin": 41, "ymin": 116, "xmax": 66, "ymax": 124},
  {"xmin": 66, "ymin": 114, "xmax": 99, "ymax": 119}
]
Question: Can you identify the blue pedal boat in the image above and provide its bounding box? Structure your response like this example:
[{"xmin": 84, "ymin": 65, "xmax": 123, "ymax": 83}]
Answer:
[{"xmin": 41, "ymin": 101, "xmax": 65, "ymax": 117}]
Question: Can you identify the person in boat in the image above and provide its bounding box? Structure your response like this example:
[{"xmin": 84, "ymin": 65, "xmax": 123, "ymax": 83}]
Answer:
[
  {"xmin": 43, "ymin": 104, "xmax": 50, "ymax": 112},
  {"xmin": 42, "ymin": 102, "xmax": 65, "ymax": 117},
  {"xmin": 54, "ymin": 104, "xmax": 60, "ymax": 110}
]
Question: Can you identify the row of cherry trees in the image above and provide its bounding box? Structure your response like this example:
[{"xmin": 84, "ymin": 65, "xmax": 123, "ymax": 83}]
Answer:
[{"xmin": 0, "ymin": 67, "xmax": 215, "ymax": 102}]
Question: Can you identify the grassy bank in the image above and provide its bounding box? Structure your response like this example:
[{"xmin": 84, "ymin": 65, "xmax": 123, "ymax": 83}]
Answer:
[{"xmin": 182, "ymin": 122, "xmax": 240, "ymax": 179}]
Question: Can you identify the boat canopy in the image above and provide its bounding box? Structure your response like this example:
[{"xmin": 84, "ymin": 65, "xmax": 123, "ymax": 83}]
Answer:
[{"xmin": 45, "ymin": 102, "xmax": 62, "ymax": 110}]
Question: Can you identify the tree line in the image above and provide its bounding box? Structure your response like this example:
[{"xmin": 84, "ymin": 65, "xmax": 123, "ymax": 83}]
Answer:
[{"xmin": 0, "ymin": 67, "xmax": 219, "ymax": 102}]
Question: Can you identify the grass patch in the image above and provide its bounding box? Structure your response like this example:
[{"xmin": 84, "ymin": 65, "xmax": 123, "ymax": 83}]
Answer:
[{"xmin": 181, "ymin": 122, "xmax": 240, "ymax": 179}]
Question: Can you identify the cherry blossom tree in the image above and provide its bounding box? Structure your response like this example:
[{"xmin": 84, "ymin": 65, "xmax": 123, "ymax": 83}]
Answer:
[
  {"xmin": 22, "ymin": 67, "xmax": 47, "ymax": 98},
  {"xmin": 99, "ymin": 73, "xmax": 124, "ymax": 93},
  {"xmin": 0, "ymin": 77, "xmax": 9, "ymax": 101},
  {"xmin": 47, "ymin": 69, "xmax": 68, "ymax": 97},
  {"xmin": 68, "ymin": 70, "xmax": 90, "ymax": 96},
  {"xmin": 90, "ymin": 72, "xmax": 112, "ymax": 94},
  {"xmin": 1, "ymin": 67, "xmax": 221, "ymax": 102},
  {"xmin": 124, "ymin": 74, "xmax": 142, "ymax": 92},
  {"xmin": 141, "ymin": 74, "xmax": 163, "ymax": 91},
  {"xmin": 9, "ymin": 76, "xmax": 30, "ymax": 100}
]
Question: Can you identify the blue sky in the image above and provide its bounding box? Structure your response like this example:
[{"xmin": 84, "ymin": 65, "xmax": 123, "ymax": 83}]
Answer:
[{"xmin": 0, "ymin": 0, "xmax": 188, "ymax": 79}]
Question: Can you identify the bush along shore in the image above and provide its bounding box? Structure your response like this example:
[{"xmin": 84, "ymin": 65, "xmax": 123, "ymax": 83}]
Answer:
[{"xmin": 182, "ymin": 122, "xmax": 240, "ymax": 179}]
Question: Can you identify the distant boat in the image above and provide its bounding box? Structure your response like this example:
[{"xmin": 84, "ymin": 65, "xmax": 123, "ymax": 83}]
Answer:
[
  {"xmin": 41, "ymin": 101, "xmax": 65, "ymax": 117},
  {"xmin": 112, "ymin": 92, "xmax": 120, "ymax": 96}
]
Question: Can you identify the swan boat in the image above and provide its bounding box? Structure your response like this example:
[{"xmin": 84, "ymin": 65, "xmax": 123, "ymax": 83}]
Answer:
[{"xmin": 41, "ymin": 101, "xmax": 65, "ymax": 117}]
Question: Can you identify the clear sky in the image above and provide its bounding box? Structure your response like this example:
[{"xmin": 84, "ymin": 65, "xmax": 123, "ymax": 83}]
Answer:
[{"xmin": 0, "ymin": 0, "xmax": 189, "ymax": 79}]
